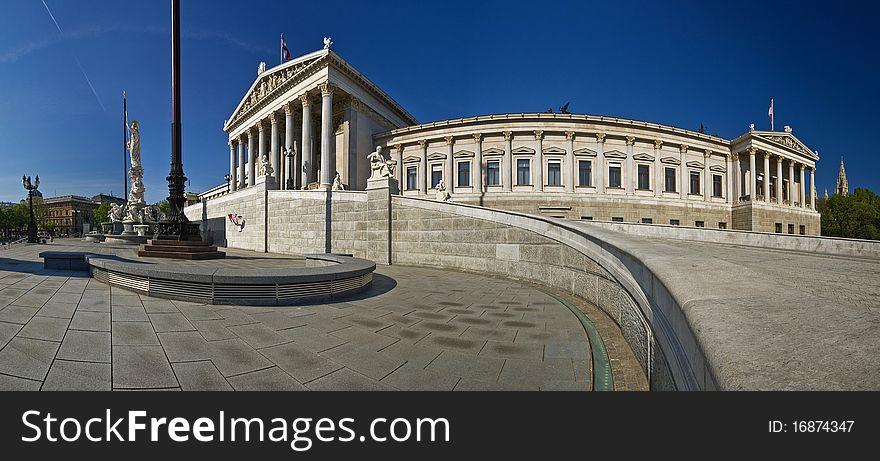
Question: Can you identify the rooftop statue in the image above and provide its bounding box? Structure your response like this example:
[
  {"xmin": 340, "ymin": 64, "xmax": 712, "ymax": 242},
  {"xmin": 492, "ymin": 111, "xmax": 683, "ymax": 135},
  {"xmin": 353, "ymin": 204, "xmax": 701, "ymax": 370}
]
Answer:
[{"xmin": 323, "ymin": 37, "xmax": 333, "ymax": 50}]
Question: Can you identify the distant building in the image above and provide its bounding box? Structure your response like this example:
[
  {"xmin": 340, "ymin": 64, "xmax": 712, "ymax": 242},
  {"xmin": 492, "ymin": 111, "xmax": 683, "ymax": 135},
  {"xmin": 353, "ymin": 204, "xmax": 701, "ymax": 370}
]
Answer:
[
  {"xmin": 92, "ymin": 194, "xmax": 126, "ymax": 205},
  {"xmin": 44, "ymin": 195, "xmax": 99, "ymax": 236},
  {"xmin": 0, "ymin": 201, "xmax": 15, "ymax": 209},
  {"xmin": 835, "ymin": 158, "xmax": 849, "ymax": 196}
]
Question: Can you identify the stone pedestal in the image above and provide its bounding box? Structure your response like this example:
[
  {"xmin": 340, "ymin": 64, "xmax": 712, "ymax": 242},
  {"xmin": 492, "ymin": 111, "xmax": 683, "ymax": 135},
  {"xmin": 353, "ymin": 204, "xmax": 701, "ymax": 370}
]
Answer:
[
  {"xmin": 366, "ymin": 177, "xmax": 400, "ymax": 194},
  {"xmin": 100, "ymin": 222, "xmax": 112, "ymax": 234},
  {"xmin": 110, "ymin": 222, "xmax": 124, "ymax": 235},
  {"xmin": 256, "ymin": 174, "xmax": 277, "ymax": 190},
  {"xmin": 122, "ymin": 223, "xmax": 136, "ymax": 236},
  {"xmin": 133, "ymin": 225, "xmax": 150, "ymax": 236},
  {"xmin": 365, "ymin": 177, "xmax": 398, "ymax": 265}
]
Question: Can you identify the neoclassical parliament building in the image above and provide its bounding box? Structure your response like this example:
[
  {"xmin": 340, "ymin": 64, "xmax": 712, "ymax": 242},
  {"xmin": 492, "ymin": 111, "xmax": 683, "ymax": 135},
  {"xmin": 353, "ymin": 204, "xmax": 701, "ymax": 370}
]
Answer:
[{"xmin": 219, "ymin": 46, "xmax": 820, "ymax": 235}]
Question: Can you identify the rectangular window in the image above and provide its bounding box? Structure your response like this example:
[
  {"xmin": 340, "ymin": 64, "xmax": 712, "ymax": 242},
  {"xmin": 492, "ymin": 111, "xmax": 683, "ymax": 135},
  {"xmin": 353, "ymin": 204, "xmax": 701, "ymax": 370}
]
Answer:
[
  {"xmin": 578, "ymin": 160, "xmax": 592, "ymax": 187},
  {"xmin": 670, "ymin": 219, "xmax": 680, "ymax": 226},
  {"xmin": 641, "ymin": 218, "xmax": 653, "ymax": 224},
  {"xmin": 517, "ymin": 159, "xmax": 530, "ymax": 185},
  {"xmin": 486, "ymin": 160, "xmax": 500, "ymax": 186},
  {"xmin": 547, "ymin": 160, "xmax": 561, "ymax": 186},
  {"xmin": 690, "ymin": 172, "xmax": 701, "ymax": 195},
  {"xmin": 431, "ymin": 165, "xmax": 443, "ymax": 188},
  {"xmin": 608, "ymin": 164, "xmax": 622, "ymax": 188},
  {"xmin": 637, "ymin": 165, "xmax": 650, "ymax": 190},
  {"xmin": 406, "ymin": 166, "xmax": 418, "ymax": 190},
  {"xmin": 457, "ymin": 161, "xmax": 471, "ymax": 187},
  {"xmin": 788, "ymin": 224, "xmax": 795, "ymax": 234},
  {"xmin": 775, "ymin": 223, "xmax": 783, "ymax": 233},
  {"xmin": 665, "ymin": 167, "xmax": 677, "ymax": 192},
  {"xmin": 718, "ymin": 222, "xmax": 727, "ymax": 229},
  {"xmin": 611, "ymin": 217, "xmax": 624, "ymax": 222},
  {"xmin": 713, "ymin": 174, "xmax": 723, "ymax": 197},
  {"xmin": 799, "ymin": 225, "xmax": 805, "ymax": 235},
  {"xmin": 695, "ymin": 221, "xmax": 705, "ymax": 228}
]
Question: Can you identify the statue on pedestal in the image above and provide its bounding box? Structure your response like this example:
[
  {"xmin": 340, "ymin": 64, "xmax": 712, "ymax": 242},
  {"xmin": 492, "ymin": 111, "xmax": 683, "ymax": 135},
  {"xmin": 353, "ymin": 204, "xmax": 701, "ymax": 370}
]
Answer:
[
  {"xmin": 368, "ymin": 146, "xmax": 395, "ymax": 180},
  {"xmin": 435, "ymin": 179, "xmax": 452, "ymax": 202},
  {"xmin": 332, "ymin": 172, "xmax": 345, "ymax": 191},
  {"xmin": 258, "ymin": 154, "xmax": 274, "ymax": 177}
]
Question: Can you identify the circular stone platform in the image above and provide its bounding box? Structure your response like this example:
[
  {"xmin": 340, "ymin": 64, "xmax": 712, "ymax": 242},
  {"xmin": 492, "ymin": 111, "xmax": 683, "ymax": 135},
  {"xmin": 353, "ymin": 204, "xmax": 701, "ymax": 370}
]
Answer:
[{"xmin": 86, "ymin": 251, "xmax": 375, "ymax": 306}]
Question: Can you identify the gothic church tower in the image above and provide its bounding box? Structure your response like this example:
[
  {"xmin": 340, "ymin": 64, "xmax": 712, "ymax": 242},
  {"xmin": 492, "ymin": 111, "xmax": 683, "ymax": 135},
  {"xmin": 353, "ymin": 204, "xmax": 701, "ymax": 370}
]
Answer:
[{"xmin": 835, "ymin": 158, "xmax": 849, "ymax": 196}]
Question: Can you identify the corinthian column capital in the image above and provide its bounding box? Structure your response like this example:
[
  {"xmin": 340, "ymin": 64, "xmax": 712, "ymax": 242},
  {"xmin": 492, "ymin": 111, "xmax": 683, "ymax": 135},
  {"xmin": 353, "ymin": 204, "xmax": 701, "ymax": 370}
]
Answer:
[
  {"xmin": 653, "ymin": 139, "xmax": 663, "ymax": 149},
  {"xmin": 318, "ymin": 81, "xmax": 334, "ymax": 96},
  {"xmin": 533, "ymin": 130, "xmax": 544, "ymax": 140},
  {"xmin": 565, "ymin": 131, "xmax": 575, "ymax": 141},
  {"xmin": 298, "ymin": 93, "xmax": 311, "ymax": 107},
  {"xmin": 445, "ymin": 135, "xmax": 454, "ymax": 146},
  {"xmin": 502, "ymin": 131, "xmax": 513, "ymax": 141},
  {"xmin": 472, "ymin": 133, "xmax": 482, "ymax": 142},
  {"xmin": 284, "ymin": 101, "xmax": 294, "ymax": 115},
  {"xmin": 596, "ymin": 133, "xmax": 606, "ymax": 142},
  {"xmin": 417, "ymin": 139, "xmax": 428, "ymax": 148},
  {"xmin": 625, "ymin": 136, "xmax": 635, "ymax": 146},
  {"xmin": 679, "ymin": 144, "xmax": 689, "ymax": 153}
]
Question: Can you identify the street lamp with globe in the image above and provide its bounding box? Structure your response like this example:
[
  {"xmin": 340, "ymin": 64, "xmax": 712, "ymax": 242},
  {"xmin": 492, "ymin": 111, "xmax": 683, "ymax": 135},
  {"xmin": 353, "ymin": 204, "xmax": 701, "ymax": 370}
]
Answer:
[{"xmin": 21, "ymin": 174, "xmax": 40, "ymax": 243}]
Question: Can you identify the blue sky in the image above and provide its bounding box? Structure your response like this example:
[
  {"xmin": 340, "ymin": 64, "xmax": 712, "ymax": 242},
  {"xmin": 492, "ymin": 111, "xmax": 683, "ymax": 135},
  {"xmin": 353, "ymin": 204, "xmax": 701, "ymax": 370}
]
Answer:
[{"xmin": 1, "ymin": 0, "xmax": 877, "ymax": 203}]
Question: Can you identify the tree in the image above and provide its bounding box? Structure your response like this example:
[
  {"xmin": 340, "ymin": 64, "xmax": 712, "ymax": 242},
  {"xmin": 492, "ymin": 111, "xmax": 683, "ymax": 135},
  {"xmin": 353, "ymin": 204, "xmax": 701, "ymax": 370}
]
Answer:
[
  {"xmin": 95, "ymin": 202, "xmax": 111, "ymax": 224},
  {"xmin": 819, "ymin": 187, "xmax": 880, "ymax": 240}
]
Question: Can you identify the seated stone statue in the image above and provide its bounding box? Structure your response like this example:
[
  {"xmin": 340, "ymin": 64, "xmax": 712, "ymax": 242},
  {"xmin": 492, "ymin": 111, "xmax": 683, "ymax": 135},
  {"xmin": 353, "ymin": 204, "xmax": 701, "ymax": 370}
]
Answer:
[
  {"xmin": 332, "ymin": 172, "xmax": 345, "ymax": 191},
  {"xmin": 435, "ymin": 179, "xmax": 452, "ymax": 202},
  {"xmin": 367, "ymin": 146, "xmax": 396, "ymax": 180},
  {"xmin": 258, "ymin": 154, "xmax": 274, "ymax": 177}
]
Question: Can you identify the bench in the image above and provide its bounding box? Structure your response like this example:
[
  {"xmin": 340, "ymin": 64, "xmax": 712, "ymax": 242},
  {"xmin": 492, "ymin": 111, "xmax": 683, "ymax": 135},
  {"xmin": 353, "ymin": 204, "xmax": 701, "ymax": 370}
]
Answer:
[{"xmin": 38, "ymin": 251, "xmax": 90, "ymax": 271}]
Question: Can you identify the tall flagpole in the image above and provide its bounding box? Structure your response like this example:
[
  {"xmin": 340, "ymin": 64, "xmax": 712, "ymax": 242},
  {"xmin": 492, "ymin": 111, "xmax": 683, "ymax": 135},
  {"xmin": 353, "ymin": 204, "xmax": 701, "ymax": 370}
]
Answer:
[
  {"xmin": 123, "ymin": 90, "xmax": 128, "ymax": 203},
  {"xmin": 280, "ymin": 33, "xmax": 283, "ymax": 65}
]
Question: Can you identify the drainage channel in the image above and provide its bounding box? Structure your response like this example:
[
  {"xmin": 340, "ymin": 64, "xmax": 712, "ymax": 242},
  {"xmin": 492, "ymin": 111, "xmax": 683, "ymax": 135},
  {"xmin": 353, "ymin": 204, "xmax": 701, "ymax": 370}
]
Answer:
[{"xmin": 547, "ymin": 292, "xmax": 615, "ymax": 391}]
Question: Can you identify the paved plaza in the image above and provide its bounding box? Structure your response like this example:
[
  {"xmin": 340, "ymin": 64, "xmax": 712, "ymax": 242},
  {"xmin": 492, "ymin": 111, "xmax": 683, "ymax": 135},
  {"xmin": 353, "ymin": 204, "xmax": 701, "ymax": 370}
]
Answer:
[{"xmin": 0, "ymin": 241, "xmax": 644, "ymax": 391}]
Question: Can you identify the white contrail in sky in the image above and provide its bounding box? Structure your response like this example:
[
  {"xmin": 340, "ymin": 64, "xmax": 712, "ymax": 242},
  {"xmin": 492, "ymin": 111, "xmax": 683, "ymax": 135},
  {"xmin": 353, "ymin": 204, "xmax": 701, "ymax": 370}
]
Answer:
[{"xmin": 40, "ymin": 0, "xmax": 106, "ymax": 112}]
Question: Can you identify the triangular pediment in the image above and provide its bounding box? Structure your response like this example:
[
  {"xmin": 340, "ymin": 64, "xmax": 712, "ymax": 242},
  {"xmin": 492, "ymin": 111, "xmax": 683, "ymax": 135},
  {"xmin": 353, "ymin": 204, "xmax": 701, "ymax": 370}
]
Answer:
[
  {"xmin": 752, "ymin": 132, "xmax": 818, "ymax": 159},
  {"xmin": 660, "ymin": 156, "xmax": 680, "ymax": 165},
  {"xmin": 482, "ymin": 147, "xmax": 504, "ymax": 156},
  {"xmin": 402, "ymin": 155, "xmax": 421, "ymax": 163},
  {"xmin": 605, "ymin": 149, "xmax": 627, "ymax": 159},
  {"xmin": 573, "ymin": 147, "xmax": 597, "ymax": 156},
  {"xmin": 633, "ymin": 152, "xmax": 654, "ymax": 161},
  {"xmin": 428, "ymin": 152, "xmax": 447, "ymax": 161},
  {"xmin": 710, "ymin": 164, "xmax": 727, "ymax": 173},
  {"xmin": 512, "ymin": 146, "xmax": 535, "ymax": 155},
  {"xmin": 454, "ymin": 150, "xmax": 475, "ymax": 158},
  {"xmin": 543, "ymin": 146, "xmax": 566, "ymax": 154},
  {"xmin": 686, "ymin": 161, "xmax": 704, "ymax": 169},
  {"xmin": 225, "ymin": 53, "xmax": 325, "ymax": 130}
]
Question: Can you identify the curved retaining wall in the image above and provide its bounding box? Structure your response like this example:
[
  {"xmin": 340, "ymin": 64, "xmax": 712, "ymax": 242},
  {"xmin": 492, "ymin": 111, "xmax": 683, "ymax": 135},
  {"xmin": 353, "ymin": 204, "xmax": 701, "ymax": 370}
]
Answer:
[{"xmin": 390, "ymin": 196, "xmax": 695, "ymax": 390}]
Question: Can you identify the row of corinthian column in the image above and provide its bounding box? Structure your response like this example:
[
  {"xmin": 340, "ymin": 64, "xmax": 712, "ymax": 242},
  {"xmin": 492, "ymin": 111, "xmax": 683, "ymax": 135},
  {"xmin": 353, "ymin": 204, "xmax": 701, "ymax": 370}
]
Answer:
[
  {"xmin": 738, "ymin": 147, "xmax": 816, "ymax": 210},
  {"xmin": 228, "ymin": 82, "xmax": 335, "ymax": 192}
]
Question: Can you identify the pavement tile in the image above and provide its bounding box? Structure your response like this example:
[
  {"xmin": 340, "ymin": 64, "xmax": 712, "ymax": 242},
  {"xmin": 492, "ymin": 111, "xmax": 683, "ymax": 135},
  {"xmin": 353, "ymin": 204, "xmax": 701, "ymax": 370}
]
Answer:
[
  {"xmin": 172, "ymin": 361, "xmax": 232, "ymax": 391},
  {"xmin": 208, "ymin": 338, "xmax": 274, "ymax": 377},
  {"xmin": 148, "ymin": 313, "xmax": 195, "ymax": 332},
  {"xmin": 111, "ymin": 321, "xmax": 159, "ymax": 346},
  {"xmin": 0, "ymin": 337, "xmax": 60, "ymax": 381},
  {"xmin": 36, "ymin": 301, "xmax": 78, "ymax": 319},
  {"xmin": 0, "ymin": 305, "xmax": 39, "ymax": 324},
  {"xmin": 18, "ymin": 316, "xmax": 71, "ymax": 342},
  {"xmin": 261, "ymin": 342, "xmax": 343, "ymax": 383},
  {"xmin": 43, "ymin": 360, "xmax": 111, "ymax": 391},
  {"xmin": 57, "ymin": 330, "xmax": 111, "ymax": 363},
  {"xmin": 69, "ymin": 311, "xmax": 110, "ymax": 332},
  {"xmin": 227, "ymin": 367, "xmax": 307, "ymax": 391},
  {"xmin": 306, "ymin": 368, "xmax": 395, "ymax": 391},
  {"xmin": 192, "ymin": 319, "xmax": 237, "ymax": 341},
  {"xmin": 111, "ymin": 305, "xmax": 149, "ymax": 321},
  {"xmin": 277, "ymin": 326, "xmax": 348, "ymax": 352},
  {"xmin": 228, "ymin": 323, "xmax": 288, "ymax": 349},
  {"xmin": 0, "ymin": 373, "xmax": 42, "ymax": 391},
  {"xmin": 381, "ymin": 363, "xmax": 458, "ymax": 391},
  {"xmin": 157, "ymin": 331, "xmax": 212, "ymax": 363},
  {"xmin": 112, "ymin": 345, "xmax": 178, "ymax": 389}
]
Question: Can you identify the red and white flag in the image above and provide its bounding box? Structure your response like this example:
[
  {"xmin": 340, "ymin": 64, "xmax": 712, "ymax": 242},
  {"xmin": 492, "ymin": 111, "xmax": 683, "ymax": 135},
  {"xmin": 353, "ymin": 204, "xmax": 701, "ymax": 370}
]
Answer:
[
  {"xmin": 281, "ymin": 34, "xmax": 291, "ymax": 63},
  {"xmin": 768, "ymin": 98, "xmax": 774, "ymax": 131}
]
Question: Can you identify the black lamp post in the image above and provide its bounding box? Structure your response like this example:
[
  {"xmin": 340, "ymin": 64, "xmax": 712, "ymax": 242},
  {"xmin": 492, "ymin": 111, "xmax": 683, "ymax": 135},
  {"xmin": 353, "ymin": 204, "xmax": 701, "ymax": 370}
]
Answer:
[
  {"xmin": 156, "ymin": 0, "xmax": 199, "ymax": 241},
  {"xmin": 21, "ymin": 175, "xmax": 39, "ymax": 243},
  {"xmin": 224, "ymin": 173, "xmax": 231, "ymax": 193}
]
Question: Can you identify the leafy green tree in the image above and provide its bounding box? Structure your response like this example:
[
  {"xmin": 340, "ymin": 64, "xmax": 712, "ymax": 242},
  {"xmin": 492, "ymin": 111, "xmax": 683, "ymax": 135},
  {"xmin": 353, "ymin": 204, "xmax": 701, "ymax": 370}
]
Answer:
[
  {"xmin": 819, "ymin": 187, "xmax": 880, "ymax": 240},
  {"xmin": 95, "ymin": 202, "xmax": 111, "ymax": 224}
]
